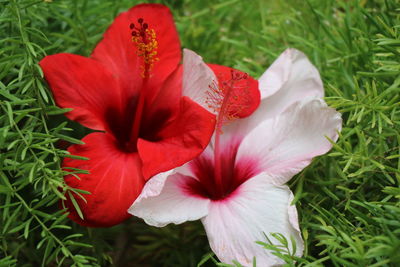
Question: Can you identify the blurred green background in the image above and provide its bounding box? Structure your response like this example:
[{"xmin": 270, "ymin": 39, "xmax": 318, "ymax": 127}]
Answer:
[{"xmin": 0, "ymin": 0, "xmax": 399, "ymax": 266}]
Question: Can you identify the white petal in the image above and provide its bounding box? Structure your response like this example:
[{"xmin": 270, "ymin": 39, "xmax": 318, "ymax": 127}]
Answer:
[
  {"xmin": 217, "ymin": 49, "xmax": 324, "ymax": 147},
  {"xmin": 182, "ymin": 49, "xmax": 217, "ymax": 114},
  {"xmin": 237, "ymin": 98, "xmax": 342, "ymax": 185},
  {"xmin": 258, "ymin": 48, "xmax": 324, "ymax": 118},
  {"xmin": 128, "ymin": 171, "xmax": 210, "ymax": 227},
  {"xmin": 202, "ymin": 173, "xmax": 303, "ymax": 267}
]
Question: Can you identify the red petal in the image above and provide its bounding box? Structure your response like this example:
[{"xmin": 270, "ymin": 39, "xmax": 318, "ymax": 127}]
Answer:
[
  {"xmin": 40, "ymin": 54, "xmax": 122, "ymax": 131},
  {"xmin": 62, "ymin": 133, "xmax": 145, "ymax": 227},
  {"xmin": 207, "ymin": 64, "xmax": 260, "ymax": 118},
  {"xmin": 91, "ymin": 4, "xmax": 181, "ymax": 100},
  {"xmin": 138, "ymin": 97, "xmax": 216, "ymax": 179}
]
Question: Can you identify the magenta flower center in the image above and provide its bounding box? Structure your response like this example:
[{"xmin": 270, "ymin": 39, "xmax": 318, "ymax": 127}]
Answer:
[{"xmin": 185, "ymin": 142, "xmax": 260, "ymax": 200}]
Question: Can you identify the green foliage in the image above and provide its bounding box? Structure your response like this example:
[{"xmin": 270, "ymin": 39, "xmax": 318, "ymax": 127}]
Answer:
[{"xmin": 1, "ymin": 0, "xmax": 399, "ymax": 266}]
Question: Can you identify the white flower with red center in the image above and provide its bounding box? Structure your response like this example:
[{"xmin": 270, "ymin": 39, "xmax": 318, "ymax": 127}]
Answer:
[{"xmin": 129, "ymin": 48, "xmax": 342, "ymax": 266}]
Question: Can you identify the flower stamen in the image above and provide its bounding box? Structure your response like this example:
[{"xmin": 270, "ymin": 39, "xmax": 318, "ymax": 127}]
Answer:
[
  {"xmin": 208, "ymin": 69, "xmax": 250, "ymax": 197},
  {"xmin": 130, "ymin": 18, "xmax": 159, "ymax": 78},
  {"xmin": 206, "ymin": 69, "xmax": 250, "ymax": 131},
  {"xmin": 128, "ymin": 18, "xmax": 159, "ymax": 149}
]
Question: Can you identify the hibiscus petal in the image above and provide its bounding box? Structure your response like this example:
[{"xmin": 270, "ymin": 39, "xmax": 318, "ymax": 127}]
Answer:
[
  {"xmin": 128, "ymin": 171, "xmax": 210, "ymax": 227},
  {"xmin": 202, "ymin": 173, "xmax": 303, "ymax": 267},
  {"xmin": 236, "ymin": 98, "xmax": 342, "ymax": 185},
  {"xmin": 137, "ymin": 96, "xmax": 216, "ymax": 179},
  {"xmin": 91, "ymin": 3, "xmax": 181, "ymax": 99},
  {"xmin": 208, "ymin": 64, "xmax": 260, "ymax": 118},
  {"xmin": 142, "ymin": 49, "xmax": 217, "ymax": 145},
  {"xmin": 142, "ymin": 63, "xmax": 182, "ymax": 126},
  {"xmin": 258, "ymin": 48, "xmax": 324, "ymax": 118},
  {"xmin": 39, "ymin": 53, "xmax": 122, "ymax": 131},
  {"xmin": 182, "ymin": 49, "xmax": 217, "ymax": 113},
  {"xmin": 62, "ymin": 133, "xmax": 145, "ymax": 227}
]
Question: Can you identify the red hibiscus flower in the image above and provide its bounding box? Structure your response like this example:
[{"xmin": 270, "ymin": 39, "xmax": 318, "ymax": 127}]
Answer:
[{"xmin": 39, "ymin": 4, "xmax": 217, "ymax": 227}]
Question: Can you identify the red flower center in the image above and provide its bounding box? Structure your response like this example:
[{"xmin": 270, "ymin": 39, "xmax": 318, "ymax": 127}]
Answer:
[{"xmin": 105, "ymin": 104, "xmax": 170, "ymax": 153}]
